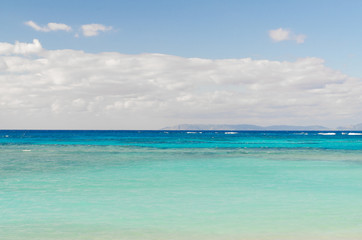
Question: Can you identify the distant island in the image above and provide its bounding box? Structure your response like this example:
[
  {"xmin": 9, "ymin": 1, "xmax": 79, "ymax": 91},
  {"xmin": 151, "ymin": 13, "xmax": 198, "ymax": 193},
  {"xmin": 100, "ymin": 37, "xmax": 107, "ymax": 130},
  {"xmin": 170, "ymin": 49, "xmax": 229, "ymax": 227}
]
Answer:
[{"xmin": 162, "ymin": 123, "xmax": 362, "ymax": 131}]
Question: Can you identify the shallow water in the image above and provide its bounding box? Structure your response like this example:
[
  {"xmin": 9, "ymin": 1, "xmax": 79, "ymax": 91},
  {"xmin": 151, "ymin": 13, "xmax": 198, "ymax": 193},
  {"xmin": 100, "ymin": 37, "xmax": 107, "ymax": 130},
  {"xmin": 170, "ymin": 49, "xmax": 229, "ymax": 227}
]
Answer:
[{"xmin": 1, "ymin": 130, "xmax": 362, "ymax": 239}]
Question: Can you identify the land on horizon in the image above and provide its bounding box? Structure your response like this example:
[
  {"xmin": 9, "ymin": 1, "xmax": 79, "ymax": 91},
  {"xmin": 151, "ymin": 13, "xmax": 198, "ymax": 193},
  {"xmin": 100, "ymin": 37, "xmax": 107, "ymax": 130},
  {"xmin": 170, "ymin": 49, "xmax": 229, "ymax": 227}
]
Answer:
[{"xmin": 162, "ymin": 123, "xmax": 362, "ymax": 131}]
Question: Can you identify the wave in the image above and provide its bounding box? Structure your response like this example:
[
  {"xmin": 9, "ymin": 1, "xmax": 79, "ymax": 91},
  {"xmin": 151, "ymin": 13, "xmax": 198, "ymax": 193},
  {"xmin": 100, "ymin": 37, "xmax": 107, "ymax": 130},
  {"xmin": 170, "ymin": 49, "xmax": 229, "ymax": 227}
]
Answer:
[
  {"xmin": 348, "ymin": 133, "xmax": 362, "ymax": 135},
  {"xmin": 318, "ymin": 132, "xmax": 336, "ymax": 135},
  {"xmin": 225, "ymin": 132, "xmax": 238, "ymax": 134},
  {"xmin": 293, "ymin": 132, "xmax": 308, "ymax": 135}
]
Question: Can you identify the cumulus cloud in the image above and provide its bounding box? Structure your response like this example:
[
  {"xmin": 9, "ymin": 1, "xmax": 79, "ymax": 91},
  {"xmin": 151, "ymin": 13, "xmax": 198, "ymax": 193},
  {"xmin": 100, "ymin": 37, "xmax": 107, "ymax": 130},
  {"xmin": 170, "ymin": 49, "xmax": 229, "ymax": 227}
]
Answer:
[
  {"xmin": 0, "ymin": 39, "xmax": 43, "ymax": 55},
  {"xmin": 25, "ymin": 21, "xmax": 72, "ymax": 32},
  {"xmin": 81, "ymin": 24, "xmax": 112, "ymax": 37},
  {"xmin": 0, "ymin": 39, "xmax": 360, "ymax": 129},
  {"xmin": 269, "ymin": 28, "xmax": 306, "ymax": 43}
]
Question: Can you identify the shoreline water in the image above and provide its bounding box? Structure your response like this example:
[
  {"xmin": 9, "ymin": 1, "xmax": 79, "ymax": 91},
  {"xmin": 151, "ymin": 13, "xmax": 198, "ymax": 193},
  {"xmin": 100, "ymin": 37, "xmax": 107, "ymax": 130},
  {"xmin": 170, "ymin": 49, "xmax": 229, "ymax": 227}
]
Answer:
[{"xmin": 1, "ymin": 131, "xmax": 362, "ymax": 239}]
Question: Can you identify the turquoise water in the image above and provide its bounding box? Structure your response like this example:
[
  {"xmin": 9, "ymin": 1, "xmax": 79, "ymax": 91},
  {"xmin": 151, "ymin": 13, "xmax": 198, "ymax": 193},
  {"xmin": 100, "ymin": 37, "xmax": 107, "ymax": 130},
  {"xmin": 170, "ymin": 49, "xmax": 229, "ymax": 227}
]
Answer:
[{"xmin": 1, "ymin": 130, "xmax": 362, "ymax": 240}]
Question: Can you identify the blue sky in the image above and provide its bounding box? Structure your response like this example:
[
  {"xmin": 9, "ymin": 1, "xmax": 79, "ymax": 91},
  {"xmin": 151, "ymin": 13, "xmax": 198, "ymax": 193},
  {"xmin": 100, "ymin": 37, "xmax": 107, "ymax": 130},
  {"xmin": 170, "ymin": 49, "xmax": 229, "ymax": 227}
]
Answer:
[
  {"xmin": 2, "ymin": 0, "xmax": 362, "ymax": 76},
  {"xmin": 1, "ymin": 0, "xmax": 362, "ymax": 129}
]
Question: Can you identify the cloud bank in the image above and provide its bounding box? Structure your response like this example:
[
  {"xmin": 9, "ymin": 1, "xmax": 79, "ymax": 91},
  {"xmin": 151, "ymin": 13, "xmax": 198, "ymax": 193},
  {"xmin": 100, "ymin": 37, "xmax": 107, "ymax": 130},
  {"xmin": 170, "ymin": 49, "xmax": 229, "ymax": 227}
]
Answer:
[
  {"xmin": 0, "ymin": 39, "xmax": 360, "ymax": 129},
  {"xmin": 269, "ymin": 28, "xmax": 306, "ymax": 43},
  {"xmin": 0, "ymin": 39, "xmax": 43, "ymax": 55},
  {"xmin": 25, "ymin": 21, "xmax": 72, "ymax": 32}
]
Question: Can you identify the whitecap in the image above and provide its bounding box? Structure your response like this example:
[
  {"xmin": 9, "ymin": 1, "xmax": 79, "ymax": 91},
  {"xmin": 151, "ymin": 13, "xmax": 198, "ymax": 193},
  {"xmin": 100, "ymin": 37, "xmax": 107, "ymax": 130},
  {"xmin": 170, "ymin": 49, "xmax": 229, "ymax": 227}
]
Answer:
[
  {"xmin": 225, "ymin": 132, "xmax": 238, "ymax": 134},
  {"xmin": 348, "ymin": 133, "xmax": 362, "ymax": 135},
  {"xmin": 318, "ymin": 132, "xmax": 336, "ymax": 135},
  {"xmin": 22, "ymin": 149, "xmax": 31, "ymax": 152}
]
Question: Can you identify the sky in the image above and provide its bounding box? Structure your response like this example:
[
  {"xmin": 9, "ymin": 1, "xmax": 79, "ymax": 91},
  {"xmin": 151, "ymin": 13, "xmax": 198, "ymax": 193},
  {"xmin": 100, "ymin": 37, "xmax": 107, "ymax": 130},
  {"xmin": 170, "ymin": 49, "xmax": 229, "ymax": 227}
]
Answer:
[{"xmin": 0, "ymin": 0, "xmax": 362, "ymax": 129}]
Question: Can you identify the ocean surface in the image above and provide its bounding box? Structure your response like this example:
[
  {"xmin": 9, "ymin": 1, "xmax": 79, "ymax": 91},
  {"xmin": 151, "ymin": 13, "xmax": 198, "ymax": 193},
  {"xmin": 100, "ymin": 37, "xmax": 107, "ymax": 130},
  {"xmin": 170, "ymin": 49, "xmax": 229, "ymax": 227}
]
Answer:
[{"xmin": 1, "ymin": 130, "xmax": 362, "ymax": 240}]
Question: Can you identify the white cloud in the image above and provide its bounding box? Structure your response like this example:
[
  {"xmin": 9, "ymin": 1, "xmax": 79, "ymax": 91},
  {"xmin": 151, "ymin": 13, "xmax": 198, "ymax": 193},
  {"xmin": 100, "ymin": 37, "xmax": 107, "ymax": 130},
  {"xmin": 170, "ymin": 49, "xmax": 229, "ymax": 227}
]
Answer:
[
  {"xmin": 81, "ymin": 24, "xmax": 112, "ymax": 37},
  {"xmin": 0, "ymin": 39, "xmax": 361, "ymax": 129},
  {"xmin": 269, "ymin": 28, "xmax": 290, "ymax": 42},
  {"xmin": 0, "ymin": 39, "xmax": 43, "ymax": 55},
  {"xmin": 25, "ymin": 21, "xmax": 72, "ymax": 32},
  {"xmin": 24, "ymin": 21, "xmax": 112, "ymax": 37},
  {"xmin": 47, "ymin": 22, "xmax": 72, "ymax": 32},
  {"xmin": 269, "ymin": 28, "xmax": 306, "ymax": 44}
]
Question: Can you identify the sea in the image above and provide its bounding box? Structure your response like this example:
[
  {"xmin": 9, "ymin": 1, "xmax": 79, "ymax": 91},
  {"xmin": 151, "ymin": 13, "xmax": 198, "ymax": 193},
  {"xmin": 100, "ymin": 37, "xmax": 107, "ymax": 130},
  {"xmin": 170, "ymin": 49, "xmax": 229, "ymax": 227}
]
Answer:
[{"xmin": 1, "ymin": 130, "xmax": 362, "ymax": 240}]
